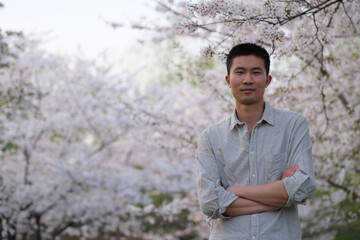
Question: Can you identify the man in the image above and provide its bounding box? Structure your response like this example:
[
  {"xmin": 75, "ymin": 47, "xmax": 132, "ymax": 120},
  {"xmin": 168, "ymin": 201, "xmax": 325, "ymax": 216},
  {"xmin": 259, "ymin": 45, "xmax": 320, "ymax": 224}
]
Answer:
[{"xmin": 196, "ymin": 43, "xmax": 317, "ymax": 239}]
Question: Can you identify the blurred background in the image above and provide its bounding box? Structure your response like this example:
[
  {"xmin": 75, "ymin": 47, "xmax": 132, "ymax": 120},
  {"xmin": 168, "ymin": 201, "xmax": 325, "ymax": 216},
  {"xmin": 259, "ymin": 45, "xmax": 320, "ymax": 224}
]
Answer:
[
  {"xmin": 0, "ymin": 0, "xmax": 359, "ymax": 239},
  {"xmin": 0, "ymin": 0, "xmax": 154, "ymax": 57}
]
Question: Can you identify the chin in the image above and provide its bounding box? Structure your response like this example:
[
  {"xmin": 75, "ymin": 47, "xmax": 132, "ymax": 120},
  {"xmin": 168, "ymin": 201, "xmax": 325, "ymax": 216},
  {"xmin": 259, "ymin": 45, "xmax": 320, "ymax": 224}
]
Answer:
[
  {"xmin": 240, "ymin": 99, "xmax": 256, "ymax": 104},
  {"xmin": 239, "ymin": 98, "xmax": 262, "ymax": 105}
]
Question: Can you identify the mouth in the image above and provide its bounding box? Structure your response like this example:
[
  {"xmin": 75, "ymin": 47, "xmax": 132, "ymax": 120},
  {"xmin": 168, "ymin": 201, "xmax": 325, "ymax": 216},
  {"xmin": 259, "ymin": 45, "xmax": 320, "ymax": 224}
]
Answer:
[{"xmin": 241, "ymin": 88, "xmax": 255, "ymax": 93}]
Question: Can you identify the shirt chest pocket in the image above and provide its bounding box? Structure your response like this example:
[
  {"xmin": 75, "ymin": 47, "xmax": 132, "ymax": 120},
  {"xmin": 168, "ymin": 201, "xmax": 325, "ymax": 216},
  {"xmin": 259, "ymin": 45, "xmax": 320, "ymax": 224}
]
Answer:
[{"xmin": 265, "ymin": 152, "xmax": 287, "ymax": 182}]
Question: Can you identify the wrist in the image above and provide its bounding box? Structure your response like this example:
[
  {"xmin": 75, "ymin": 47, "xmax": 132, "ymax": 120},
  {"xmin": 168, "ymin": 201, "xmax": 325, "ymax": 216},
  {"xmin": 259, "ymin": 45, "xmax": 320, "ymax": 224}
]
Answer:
[{"xmin": 227, "ymin": 186, "xmax": 243, "ymax": 196}]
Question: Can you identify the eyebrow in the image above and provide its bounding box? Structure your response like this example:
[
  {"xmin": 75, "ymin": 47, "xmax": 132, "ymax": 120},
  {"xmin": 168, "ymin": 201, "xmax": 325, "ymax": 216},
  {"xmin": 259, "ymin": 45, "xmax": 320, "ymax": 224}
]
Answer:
[{"xmin": 233, "ymin": 66, "xmax": 263, "ymax": 71}]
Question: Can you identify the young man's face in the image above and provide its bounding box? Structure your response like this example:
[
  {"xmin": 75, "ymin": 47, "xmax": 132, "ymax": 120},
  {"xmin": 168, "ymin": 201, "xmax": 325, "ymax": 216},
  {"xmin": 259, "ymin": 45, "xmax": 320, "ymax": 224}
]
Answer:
[{"xmin": 225, "ymin": 55, "xmax": 271, "ymax": 106}]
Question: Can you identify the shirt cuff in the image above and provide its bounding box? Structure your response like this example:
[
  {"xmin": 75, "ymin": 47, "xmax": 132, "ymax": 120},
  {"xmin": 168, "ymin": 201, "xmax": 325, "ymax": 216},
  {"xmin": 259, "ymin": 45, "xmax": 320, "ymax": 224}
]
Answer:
[
  {"xmin": 212, "ymin": 179, "xmax": 239, "ymax": 219},
  {"xmin": 283, "ymin": 172, "xmax": 310, "ymax": 207}
]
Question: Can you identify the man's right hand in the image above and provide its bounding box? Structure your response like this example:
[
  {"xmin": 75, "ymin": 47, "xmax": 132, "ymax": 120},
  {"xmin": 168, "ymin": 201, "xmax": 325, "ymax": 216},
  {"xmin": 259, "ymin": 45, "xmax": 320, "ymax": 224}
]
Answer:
[{"xmin": 281, "ymin": 165, "xmax": 299, "ymax": 180}]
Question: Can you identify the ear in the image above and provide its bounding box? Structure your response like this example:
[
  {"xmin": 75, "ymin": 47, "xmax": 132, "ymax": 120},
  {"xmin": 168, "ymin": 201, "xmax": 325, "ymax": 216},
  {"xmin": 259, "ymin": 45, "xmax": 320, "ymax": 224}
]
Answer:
[
  {"xmin": 225, "ymin": 75, "xmax": 231, "ymax": 88},
  {"xmin": 265, "ymin": 75, "xmax": 272, "ymax": 88}
]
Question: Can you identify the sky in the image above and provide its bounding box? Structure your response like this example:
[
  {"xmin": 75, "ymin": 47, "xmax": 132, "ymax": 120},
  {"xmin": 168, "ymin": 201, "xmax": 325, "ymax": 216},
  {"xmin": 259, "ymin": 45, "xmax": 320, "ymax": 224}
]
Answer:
[{"xmin": 0, "ymin": 0, "xmax": 158, "ymax": 59}]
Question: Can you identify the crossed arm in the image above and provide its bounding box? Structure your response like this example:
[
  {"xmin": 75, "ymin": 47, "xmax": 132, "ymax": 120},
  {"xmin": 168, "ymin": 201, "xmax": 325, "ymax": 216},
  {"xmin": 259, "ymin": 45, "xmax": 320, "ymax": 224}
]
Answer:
[{"xmin": 224, "ymin": 165, "xmax": 298, "ymax": 216}]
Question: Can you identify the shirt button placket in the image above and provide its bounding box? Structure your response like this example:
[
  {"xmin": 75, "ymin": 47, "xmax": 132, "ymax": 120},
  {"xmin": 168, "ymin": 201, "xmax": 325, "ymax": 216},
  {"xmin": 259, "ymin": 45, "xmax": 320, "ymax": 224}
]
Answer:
[
  {"xmin": 249, "ymin": 127, "xmax": 259, "ymax": 240},
  {"xmin": 249, "ymin": 132, "xmax": 256, "ymax": 186},
  {"xmin": 251, "ymin": 212, "xmax": 259, "ymax": 239}
]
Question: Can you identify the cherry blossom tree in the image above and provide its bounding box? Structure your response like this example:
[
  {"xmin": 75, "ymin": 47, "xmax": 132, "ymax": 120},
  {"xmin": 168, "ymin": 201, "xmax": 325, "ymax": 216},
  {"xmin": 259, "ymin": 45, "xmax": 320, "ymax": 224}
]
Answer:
[
  {"xmin": 109, "ymin": 0, "xmax": 360, "ymax": 238},
  {"xmin": 1, "ymin": 0, "xmax": 359, "ymax": 239},
  {"xmin": 0, "ymin": 34, "xmax": 213, "ymax": 239}
]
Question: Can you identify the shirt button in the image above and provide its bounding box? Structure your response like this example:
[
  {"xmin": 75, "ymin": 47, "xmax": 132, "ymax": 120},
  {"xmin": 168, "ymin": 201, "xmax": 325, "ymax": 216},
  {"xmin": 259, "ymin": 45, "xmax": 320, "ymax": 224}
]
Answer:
[
  {"xmin": 250, "ymin": 151, "xmax": 254, "ymax": 154},
  {"xmin": 253, "ymin": 214, "xmax": 256, "ymax": 217},
  {"xmin": 252, "ymin": 236, "xmax": 256, "ymax": 240},
  {"xmin": 252, "ymin": 174, "xmax": 255, "ymax": 177}
]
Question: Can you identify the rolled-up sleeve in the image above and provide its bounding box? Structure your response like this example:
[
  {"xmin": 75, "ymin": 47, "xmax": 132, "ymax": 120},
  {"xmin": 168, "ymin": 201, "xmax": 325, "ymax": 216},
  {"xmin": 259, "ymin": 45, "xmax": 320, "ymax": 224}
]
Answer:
[
  {"xmin": 283, "ymin": 118, "xmax": 317, "ymax": 207},
  {"xmin": 196, "ymin": 130, "xmax": 238, "ymax": 220}
]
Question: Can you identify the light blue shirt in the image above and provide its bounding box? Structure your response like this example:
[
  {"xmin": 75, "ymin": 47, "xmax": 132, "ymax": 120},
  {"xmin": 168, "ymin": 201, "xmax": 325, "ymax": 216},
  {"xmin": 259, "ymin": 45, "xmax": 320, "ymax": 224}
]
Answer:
[{"xmin": 196, "ymin": 102, "xmax": 317, "ymax": 240}]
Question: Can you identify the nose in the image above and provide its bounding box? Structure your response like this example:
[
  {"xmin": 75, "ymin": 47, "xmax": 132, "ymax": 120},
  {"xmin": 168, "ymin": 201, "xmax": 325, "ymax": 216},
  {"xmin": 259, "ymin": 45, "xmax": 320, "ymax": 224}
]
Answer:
[{"xmin": 243, "ymin": 73, "xmax": 253, "ymax": 84}]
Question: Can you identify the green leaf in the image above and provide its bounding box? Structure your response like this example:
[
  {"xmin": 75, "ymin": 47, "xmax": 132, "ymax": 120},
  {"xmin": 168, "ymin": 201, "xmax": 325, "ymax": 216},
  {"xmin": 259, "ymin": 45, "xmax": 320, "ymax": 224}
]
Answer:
[
  {"xmin": 335, "ymin": 231, "xmax": 360, "ymax": 240},
  {"xmin": 149, "ymin": 193, "xmax": 173, "ymax": 207},
  {"xmin": 133, "ymin": 165, "xmax": 144, "ymax": 171},
  {"xmin": 1, "ymin": 142, "xmax": 19, "ymax": 152},
  {"xmin": 50, "ymin": 133, "xmax": 63, "ymax": 144},
  {"xmin": 314, "ymin": 189, "xmax": 331, "ymax": 198}
]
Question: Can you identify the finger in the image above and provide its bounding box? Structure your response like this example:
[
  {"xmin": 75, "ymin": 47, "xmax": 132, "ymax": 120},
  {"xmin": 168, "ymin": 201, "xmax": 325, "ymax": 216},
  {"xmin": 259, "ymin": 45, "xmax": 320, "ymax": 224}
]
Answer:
[
  {"xmin": 288, "ymin": 165, "xmax": 298, "ymax": 172},
  {"xmin": 282, "ymin": 172, "xmax": 292, "ymax": 180},
  {"xmin": 282, "ymin": 170, "xmax": 292, "ymax": 178},
  {"xmin": 290, "ymin": 165, "xmax": 297, "ymax": 171},
  {"xmin": 282, "ymin": 165, "xmax": 298, "ymax": 179},
  {"xmin": 285, "ymin": 166, "xmax": 294, "ymax": 172}
]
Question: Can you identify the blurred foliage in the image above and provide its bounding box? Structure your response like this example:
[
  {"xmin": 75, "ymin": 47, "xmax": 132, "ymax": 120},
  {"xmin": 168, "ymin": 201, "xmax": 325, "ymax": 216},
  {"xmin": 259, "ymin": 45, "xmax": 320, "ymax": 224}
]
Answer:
[
  {"xmin": 139, "ymin": 208, "xmax": 198, "ymax": 239},
  {"xmin": 0, "ymin": 30, "xmax": 23, "ymax": 69},
  {"xmin": 159, "ymin": 41, "xmax": 218, "ymax": 87},
  {"xmin": 335, "ymin": 231, "xmax": 360, "ymax": 240},
  {"xmin": 149, "ymin": 192, "xmax": 173, "ymax": 207}
]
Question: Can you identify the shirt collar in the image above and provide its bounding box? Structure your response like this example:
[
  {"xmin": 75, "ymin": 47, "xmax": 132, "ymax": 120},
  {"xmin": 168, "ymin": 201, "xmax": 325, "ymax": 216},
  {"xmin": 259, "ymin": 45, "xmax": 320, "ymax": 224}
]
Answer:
[
  {"xmin": 262, "ymin": 102, "xmax": 275, "ymax": 126},
  {"xmin": 230, "ymin": 110, "xmax": 244, "ymax": 130},
  {"xmin": 230, "ymin": 102, "xmax": 275, "ymax": 130}
]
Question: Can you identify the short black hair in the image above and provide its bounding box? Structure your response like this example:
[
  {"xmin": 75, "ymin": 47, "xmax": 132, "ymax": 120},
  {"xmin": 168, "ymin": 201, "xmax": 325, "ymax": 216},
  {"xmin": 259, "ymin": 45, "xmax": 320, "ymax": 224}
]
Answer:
[{"xmin": 226, "ymin": 43, "xmax": 270, "ymax": 75}]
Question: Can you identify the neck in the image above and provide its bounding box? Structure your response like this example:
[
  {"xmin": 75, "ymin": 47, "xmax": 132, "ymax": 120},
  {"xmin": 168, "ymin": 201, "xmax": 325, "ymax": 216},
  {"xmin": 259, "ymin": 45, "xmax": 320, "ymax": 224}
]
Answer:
[{"xmin": 235, "ymin": 100, "xmax": 265, "ymax": 126}]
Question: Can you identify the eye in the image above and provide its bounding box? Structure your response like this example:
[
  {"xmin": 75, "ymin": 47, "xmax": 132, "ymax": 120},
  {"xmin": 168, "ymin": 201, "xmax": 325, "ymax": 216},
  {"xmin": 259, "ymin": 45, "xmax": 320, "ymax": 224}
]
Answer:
[
  {"xmin": 253, "ymin": 71, "xmax": 261, "ymax": 75},
  {"xmin": 235, "ymin": 71, "xmax": 244, "ymax": 75}
]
